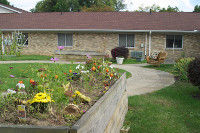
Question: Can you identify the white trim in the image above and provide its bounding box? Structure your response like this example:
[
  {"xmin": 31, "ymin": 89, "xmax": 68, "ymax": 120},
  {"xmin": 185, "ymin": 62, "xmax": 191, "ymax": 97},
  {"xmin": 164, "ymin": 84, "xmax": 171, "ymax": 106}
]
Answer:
[
  {"xmin": 1, "ymin": 29, "xmax": 200, "ymax": 33},
  {"xmin": 0, "ymin": 5, "xmax": 22, "ymax": 13},
  {"xmin": 1, "ymin": 33, "xmax": 4, "ymax": 54},
  {"xmin": 149, "ymin": 31, "xmax": 151, "ymax": 56},
  {"xmin": 145, "ymin": 34, "xmax": 147, "ymax": 56}
]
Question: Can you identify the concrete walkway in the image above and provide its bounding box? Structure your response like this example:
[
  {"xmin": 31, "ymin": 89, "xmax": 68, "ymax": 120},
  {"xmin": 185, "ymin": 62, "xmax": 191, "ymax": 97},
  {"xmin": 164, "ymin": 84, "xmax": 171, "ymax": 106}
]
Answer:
[
  {"xmin": 113, "ymin": 64, "xmax": 175, "ymax": 96},
  {"xmin": 0, "ymin": 61, "xmax": 175, "ymax": 97}
]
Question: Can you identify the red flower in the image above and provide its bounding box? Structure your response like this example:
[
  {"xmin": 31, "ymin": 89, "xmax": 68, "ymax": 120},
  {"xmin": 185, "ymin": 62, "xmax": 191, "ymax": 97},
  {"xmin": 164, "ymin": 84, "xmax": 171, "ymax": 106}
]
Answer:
[{"xmin": 64, "ymin": 73, "xmax": 67, "ymax": 74}]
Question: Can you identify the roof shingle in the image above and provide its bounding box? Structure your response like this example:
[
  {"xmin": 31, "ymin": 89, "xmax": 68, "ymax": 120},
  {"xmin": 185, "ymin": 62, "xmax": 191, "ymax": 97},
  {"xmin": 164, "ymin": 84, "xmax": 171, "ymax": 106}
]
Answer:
[{"xmin": 0, "ymin": 12, "xmax": 200, "ymax": 31}]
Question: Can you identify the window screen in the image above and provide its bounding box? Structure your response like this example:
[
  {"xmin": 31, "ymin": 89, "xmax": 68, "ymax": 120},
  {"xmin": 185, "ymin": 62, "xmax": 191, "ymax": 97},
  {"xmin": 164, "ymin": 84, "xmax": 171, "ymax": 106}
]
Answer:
[
  {"xmin": 166, "ymin": 35, "xmax": 182, "ymax": 48},
  {"xmin": 58, "ymin": 33, "xmax": 73, "ymax": 46},
  {"xmin": 119, "ymin": 34, "xmax": 135, "ymax": 47}
]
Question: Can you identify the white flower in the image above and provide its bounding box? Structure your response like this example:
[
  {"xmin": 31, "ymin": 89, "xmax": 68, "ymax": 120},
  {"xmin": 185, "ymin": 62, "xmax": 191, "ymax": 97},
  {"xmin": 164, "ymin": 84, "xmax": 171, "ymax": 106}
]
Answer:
[
  {"xmin": 16, "ymin": 83, "xmax": 25, "ymax": 89},
  {"xmin": 81, "ymin": 70, "xmax": 89, "ymax": 73},
  {"xmin": 81, "ymin": 66, "xmax": 84, "ymax": 69},
  {"xmin": 109, "ymin": 65, "xmax": 113, "ymax": 69},
  {"xmin": 76, "ymin": 65, "xmax": 80, "ymax": 69},
  {"xmin": 7, "ymin": 89, "xmax": 16, "ymax": 94}
]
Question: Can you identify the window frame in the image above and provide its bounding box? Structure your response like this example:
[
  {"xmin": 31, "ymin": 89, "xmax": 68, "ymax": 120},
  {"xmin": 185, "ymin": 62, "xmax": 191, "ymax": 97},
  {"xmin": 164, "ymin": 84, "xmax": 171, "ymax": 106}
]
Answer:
[
  {"xmin": 165, "ymin": 35, "xmax": 183, "ymax": 49},
  {"xmin": 57, "ymin": 33, "xmax": 73, "ymax": 47},
  {"xmin": 118, "ymin": 34, "xmax": 135, "ymax": 48}
]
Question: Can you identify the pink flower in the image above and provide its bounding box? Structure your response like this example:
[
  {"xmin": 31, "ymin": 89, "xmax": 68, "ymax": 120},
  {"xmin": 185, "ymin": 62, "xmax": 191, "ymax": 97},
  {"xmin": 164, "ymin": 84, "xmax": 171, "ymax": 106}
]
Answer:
[
  {"xmin": 86, "ymin": 54, "xmax": 91, "ymax": 59},
  {"xmin": 50, "ymin": 57, "xmax": 59, "ymax": 62},
  {"xmin": 10, "ymin": 75, "xmax": 15, "ymax": 77},
  {"xmin": 57, "ymin": 46, "xmax": 64, "ymax": 50},
  {"xmin": 83, "ymin": 110, "xmax": 86, "ymax": 113}
]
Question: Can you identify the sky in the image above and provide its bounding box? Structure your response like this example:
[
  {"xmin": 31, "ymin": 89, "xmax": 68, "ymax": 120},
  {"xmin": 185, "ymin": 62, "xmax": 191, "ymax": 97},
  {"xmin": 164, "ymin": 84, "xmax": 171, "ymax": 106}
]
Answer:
[{"xmin": 8, "ymin": 0, "xmax": 199, "ymax": 12}]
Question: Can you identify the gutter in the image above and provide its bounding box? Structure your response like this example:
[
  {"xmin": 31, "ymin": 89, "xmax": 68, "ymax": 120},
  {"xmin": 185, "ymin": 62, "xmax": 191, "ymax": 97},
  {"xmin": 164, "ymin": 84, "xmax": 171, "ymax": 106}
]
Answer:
[
  {"xmin": 0, "ymin": 5, "xmax": 22, "ymax": 13},
  {"xmin": 1, "ymin": 29, "xmax": 200, "ymax": 33}
]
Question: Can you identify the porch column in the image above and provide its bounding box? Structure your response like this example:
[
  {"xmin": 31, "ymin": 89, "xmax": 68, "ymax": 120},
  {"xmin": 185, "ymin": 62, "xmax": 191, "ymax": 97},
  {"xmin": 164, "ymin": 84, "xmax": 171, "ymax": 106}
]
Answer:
[{"xmin": 149, "ymin": 31, "xmax": 152, "ymax": 56}]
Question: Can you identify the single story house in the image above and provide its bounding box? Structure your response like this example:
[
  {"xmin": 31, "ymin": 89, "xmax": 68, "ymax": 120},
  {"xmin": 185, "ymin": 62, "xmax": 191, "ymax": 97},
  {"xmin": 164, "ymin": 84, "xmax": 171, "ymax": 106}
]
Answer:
[
  {"xmin": 0, "ymin": 8, "xmax": 200, "ymax": 60},
  {"xmin": 0, "ymin": 3, "xmax": 28, "ymax": 13}
]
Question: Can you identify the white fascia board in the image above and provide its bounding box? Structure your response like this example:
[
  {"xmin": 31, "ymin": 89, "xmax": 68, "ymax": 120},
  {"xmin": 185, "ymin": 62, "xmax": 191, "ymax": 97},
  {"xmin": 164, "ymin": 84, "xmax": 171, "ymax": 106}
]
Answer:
[
  {"xmin": 0, "ymin": 5, "xmax": 22, "ymax": 13},
  {"xmin": 1, "ymin": 29, "xmax": 200, "ymax": 33}
]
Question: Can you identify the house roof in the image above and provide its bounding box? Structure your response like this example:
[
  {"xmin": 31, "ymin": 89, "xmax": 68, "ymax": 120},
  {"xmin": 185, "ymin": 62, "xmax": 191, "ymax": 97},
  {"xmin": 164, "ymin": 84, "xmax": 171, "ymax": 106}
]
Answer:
[
  {"xmin": 0, "ymin": 12, "xmax": 200, "ymax": 32},
  {"xmin": 0, "ymin": 3, "xmax": 29, "ymax": 13}
]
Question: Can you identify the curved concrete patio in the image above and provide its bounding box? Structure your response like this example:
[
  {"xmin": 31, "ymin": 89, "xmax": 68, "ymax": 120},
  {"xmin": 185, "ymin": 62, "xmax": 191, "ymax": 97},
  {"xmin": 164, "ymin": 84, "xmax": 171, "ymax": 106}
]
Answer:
[{"xmin": 113, "ymin": 64, "xmax": 175, "ymax": 96}]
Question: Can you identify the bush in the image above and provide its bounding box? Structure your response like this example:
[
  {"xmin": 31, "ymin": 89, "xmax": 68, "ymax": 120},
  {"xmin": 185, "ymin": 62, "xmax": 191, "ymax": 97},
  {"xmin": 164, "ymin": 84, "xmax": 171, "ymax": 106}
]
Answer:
[
  {"xmin": 174, "ymin": 57, "xmax": 195, "ymax": 81},
  {"xmin": 187, "ymin": 57, "xmax": 200, "ymax": 86},
  {"xmin": 111, "ymin": 47, "xmax": 129, "ymax": 60}
]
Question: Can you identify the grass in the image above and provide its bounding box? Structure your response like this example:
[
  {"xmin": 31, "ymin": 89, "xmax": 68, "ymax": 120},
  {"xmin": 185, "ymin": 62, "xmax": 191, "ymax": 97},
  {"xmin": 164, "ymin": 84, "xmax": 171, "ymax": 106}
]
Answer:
[
  {"xmin": 118, "ymin": 69, "xmax": 132, "ymax": 79},
  {"xmin": 111, "ymin": 58, "xmax": 147, "ymax": 64},
  {"xmin": 124, "ymin": 64, "xmax": 200, "ymax": 133},
  {"xmin": 144, "ymin": 64, "xmax": 175, "ymax": 74},
  {"xmin": 0, "ymin": 55, "xmax": 53, "ymax": 61},
  {"xmin": 0, "ymin": 63, "xmax": 131, "ymax": 92}
]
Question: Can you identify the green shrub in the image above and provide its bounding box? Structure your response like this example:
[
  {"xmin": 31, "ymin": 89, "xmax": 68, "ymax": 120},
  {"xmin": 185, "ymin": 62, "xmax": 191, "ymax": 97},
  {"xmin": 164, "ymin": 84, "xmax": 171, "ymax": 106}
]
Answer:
[
  {"xmin": 187, "ymin": 57, "xmax": 200, "ymax": 87},
  {"xmin": 174, "ymin": 57, "xmax": 195, "ymax": 81}
]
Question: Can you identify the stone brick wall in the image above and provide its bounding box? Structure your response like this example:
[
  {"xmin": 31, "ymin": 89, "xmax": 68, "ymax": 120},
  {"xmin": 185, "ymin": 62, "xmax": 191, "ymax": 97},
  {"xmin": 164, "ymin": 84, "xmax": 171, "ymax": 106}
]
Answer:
[{"xmin": 2, "ymin": 31, "xmax": 200, "ymax": 60}]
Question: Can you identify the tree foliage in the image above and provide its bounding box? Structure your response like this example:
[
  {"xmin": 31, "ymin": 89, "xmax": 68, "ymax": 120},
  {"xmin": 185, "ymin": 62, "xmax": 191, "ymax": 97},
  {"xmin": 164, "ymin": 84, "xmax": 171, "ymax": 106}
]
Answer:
[
  {"xmin": 159, "ymin": 5, "xmax": 180, "ymax": 12},
  {"xmin": 193, "ymin": 5, "xmax": 200, "ymax": 12},
  {"xmin": 30, "ymin": 0, "xmax": 126, "ymax": 12},
  {"xmin": 0, "ymin": 0, "xmax": 10, "ymax": 5},
  {"xmin": 134, "ymin": 4, "xmax": 180, "ymax": 12}
]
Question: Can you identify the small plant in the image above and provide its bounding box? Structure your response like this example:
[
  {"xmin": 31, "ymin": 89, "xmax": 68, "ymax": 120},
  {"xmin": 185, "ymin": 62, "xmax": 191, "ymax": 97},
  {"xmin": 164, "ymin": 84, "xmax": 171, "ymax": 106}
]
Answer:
[
  {"xmin": 187, "ymin": 57, "xmax": 200, "ymax": 87},
  {"xmin": 174, "ymin": 57, "xmax": 195, "ymax": 81},
  {"xmin": 111, "ymin": 47, "xmax": 129, "ymax": 60}
]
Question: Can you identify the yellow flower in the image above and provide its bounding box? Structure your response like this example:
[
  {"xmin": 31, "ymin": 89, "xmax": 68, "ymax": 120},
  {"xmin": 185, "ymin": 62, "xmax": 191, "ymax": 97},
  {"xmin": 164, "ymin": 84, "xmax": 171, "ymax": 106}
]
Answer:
[
  {"xmin": 27, "ymin": 92, "xmax": 54, "ymax": 104},
  {"xmin": 72, "ymin": 95, "xmax": 76, "ymax": 98},
  {"xmin": 73, "ymin": 101, "xmax": 76, "ymax": 104},
  {"xmin": 75, "ymin": 91, "xmax": 81, "ymax": 95}
]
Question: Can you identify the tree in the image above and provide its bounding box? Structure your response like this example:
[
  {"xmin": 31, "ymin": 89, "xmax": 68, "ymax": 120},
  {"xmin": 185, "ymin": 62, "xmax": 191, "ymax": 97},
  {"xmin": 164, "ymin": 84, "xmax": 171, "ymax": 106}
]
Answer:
[
  {"xmin": 134, "ymin": 4, "xmax": 180, "ymax": 12},
  {"xmin": 0, "ymin": 0, "xmax": 10, "ymax": 5},
  {"xmin": 30, "ymin": 0, "xmax": 126, "ymax": 12},
  {"xmin": 134, "ymin": 4, "xmax": 161, "ymax": 12},
  {"xmin": 159, "ymin": 5, "xmax": 180, "ymax": 12},
  {"xmin": 193, "ymin": 5, "xmax": 200, "ymax": 12}
]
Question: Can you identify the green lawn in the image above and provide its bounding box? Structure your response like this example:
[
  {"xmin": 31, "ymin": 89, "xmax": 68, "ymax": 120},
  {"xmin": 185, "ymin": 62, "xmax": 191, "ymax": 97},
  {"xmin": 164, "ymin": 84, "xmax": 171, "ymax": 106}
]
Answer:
[
  {"xmin": 0, "ymin": 55, "xmax": 53, "ymax": 61},
  {"xmin": 144, "ymin": 64, "xmax": 175, "ymax": 74},
  {"xmin": 124, "ymin": 64, "xmax": 200, "ymax": 133},
  {"xmin": 111, "ymin": 58, "xmax": 147, "ymax": 64},
  {"xmin": 0, "ymin": 63, "xmax": 131, "ymax": 92}
]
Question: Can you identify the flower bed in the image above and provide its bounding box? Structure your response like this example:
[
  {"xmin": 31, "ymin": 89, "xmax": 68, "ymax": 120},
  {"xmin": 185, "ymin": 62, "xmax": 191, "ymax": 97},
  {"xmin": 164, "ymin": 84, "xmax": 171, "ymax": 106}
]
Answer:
[{"xmin": 0, "ymin": 54, "xmax": 127, "ymax": 131}]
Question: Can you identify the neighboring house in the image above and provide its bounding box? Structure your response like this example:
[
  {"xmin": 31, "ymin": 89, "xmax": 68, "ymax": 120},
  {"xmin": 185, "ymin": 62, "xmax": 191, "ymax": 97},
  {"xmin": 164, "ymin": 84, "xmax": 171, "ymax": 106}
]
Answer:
[
  {"xmin": 0, "ymin": 11, "xmax": 200, "ymax": 60},
  {"xmin": 0, "ymin": 3, "xmax": 28, "ymax": 13}
]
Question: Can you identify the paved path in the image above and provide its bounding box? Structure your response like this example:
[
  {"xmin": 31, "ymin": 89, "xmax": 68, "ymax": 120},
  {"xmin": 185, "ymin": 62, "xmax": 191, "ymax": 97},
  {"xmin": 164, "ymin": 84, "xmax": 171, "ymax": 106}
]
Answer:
[
  {"xmin": 0, "ymin": 61, "xmax": 175, "ymax": 97},
  {"xmin": 113, "ymin": 64, "xmax": 175, "ymax": 96}
]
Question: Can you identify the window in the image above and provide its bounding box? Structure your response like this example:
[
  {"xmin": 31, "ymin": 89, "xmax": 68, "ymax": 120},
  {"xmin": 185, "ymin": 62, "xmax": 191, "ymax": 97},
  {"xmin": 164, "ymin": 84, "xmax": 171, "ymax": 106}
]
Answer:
[
  {"xmin": 166, "ymin": 35, "xmax": 183, "ymax": 48},
  {"xmin": 58, "ymin": 33, "xmax": 73, "ymax": 46},
  {"xmin": 23, "ymin": 33, "xmax": 28, "ymax": 45},
  {"xmin": 119, "ymin": 34, "xmax": 135, "ymax": 47}
]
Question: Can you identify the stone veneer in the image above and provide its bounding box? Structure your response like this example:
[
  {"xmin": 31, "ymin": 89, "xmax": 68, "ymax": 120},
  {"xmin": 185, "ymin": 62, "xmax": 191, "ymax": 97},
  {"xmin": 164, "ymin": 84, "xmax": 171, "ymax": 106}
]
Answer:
[{"xmin": 2, "ymin": 32, "xmax": 200, "ymax": 60}]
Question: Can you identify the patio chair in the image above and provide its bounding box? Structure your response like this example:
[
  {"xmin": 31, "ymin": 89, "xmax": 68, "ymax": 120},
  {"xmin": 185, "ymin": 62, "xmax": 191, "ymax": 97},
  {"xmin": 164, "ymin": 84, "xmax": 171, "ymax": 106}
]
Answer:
[{"xmin": 146, "ymin": 52, "xmax": 167, "ymax": 66}]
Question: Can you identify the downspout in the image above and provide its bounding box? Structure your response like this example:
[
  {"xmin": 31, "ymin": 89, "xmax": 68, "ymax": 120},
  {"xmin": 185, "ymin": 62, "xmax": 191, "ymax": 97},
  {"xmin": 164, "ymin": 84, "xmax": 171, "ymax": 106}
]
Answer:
[
  {"xmin": 149, "ymin": 31, "xmax": 152, "ymax": 56},
  {"xmin": 145, "ymin": 34, "xmax": 147, "ymax": 56},
  {"xmin": 1, "ymin": 33, "xmax": 4, "ymax": 55}
]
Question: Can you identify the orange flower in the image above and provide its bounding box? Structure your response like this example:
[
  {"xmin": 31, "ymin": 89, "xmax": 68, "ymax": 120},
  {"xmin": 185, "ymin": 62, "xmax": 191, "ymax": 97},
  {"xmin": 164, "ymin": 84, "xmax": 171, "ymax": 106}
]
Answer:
[
  {"xmin": 41, "ymin": 75, "xmax": 43, "ymax": 77},
  {"xmin": 94, "ymin": 63, "xmax": 96, "ymax": 66},
  {"xmin": 44, "ymin": 74, "xmax": 47, "ymax": 76},
  {"xmin": 106, "ymin": 69, "xmax": 109, "ymax": 72},
  {"xmin": 55, "ymin": 75, "xmax": 58, "ymax": 79},
  {"xmin": 92, "ymin": 67, "xmax": 96, "ymax": 71},
  {"xmin": 69, "ymin": 70, "xmax": 72, "ymax": 73},
  {"xmin": 110, "ymin": 73, "xmax": 113, "ymax": 77},
  {"xmin": 98, "ymin": 66, "xmax": 100, "ymax": 69},
  {"xmin": 29, "ymin": 79, "xmax": 34, "ymax": 84},
  {"xmin": 19, "ymin": 81, "xmax": 23, "ymax": 84}
]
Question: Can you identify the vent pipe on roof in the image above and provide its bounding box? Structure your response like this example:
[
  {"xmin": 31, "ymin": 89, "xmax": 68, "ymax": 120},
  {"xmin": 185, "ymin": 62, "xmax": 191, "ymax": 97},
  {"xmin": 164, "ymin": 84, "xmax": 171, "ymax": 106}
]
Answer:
[
  {"xmin": 150, "ymin": 9, "xmax": 151, "ymax": 15},
  {"xmin": 60, "ymin": 11, "xmax": 62, "ymax": 15}
]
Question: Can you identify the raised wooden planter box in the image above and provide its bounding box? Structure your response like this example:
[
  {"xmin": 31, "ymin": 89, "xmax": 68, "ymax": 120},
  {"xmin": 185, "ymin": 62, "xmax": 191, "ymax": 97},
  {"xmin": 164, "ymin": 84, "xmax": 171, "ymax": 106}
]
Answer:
[{"xmin": 0, "ymin": 73, "xmax": 128, "ymax": 133}]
